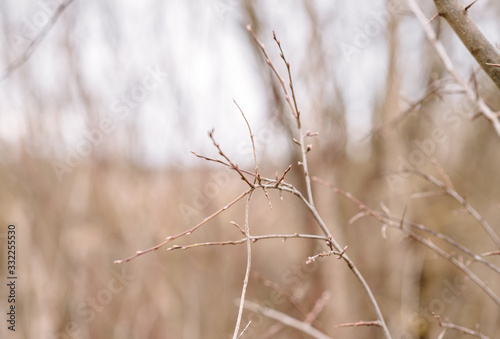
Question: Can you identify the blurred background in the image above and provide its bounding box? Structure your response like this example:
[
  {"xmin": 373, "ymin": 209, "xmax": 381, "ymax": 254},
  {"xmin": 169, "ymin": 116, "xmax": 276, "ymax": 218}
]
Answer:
[{"xmin": 1, "ymin": 0, "xmax": 500, "ymax": 338}]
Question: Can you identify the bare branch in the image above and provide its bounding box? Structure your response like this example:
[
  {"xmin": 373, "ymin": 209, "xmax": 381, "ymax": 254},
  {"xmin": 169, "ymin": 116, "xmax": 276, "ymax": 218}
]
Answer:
[
  {"xmin": 413, "ymin": 170, "xmax": 500, "ymax": 248},
  {"xmin": 233, "ymin": 192, "xmax": 254, "ymax": 339},
  {"xmin": 433, "ymin": 0, "xmax": 500, "ymax": 90},
  {"xmin": 434, "ymin": 314, "xmax": 490, "ymax": 339},
  {"xmin": 114, "ymin": 189, "xmax": 251, "ymax": 264},
  {"xmin": 166, "ymin": 233, "xmax": 329, "ymax": 251},
  {"xmin": 234, "ymin": 99, "xmax": 259, "ymax": 180},
  {"xmin": 306, "ymin": 246, "xmax": 348, "ymax": 264},
  {"xmin": 242, "ymin": 301, "xmax": 332, "ymax": 339},
  {"xmin": 0, "ymin": 0, "xmax": 75, "ymax": 83},
  {"xmin": 304, "ymin": 291, "xmax": 330, "ymax": 325},
  {"xmin": 208, "ymin": 129, "xmax": 254, "ymax": 188},
  {"xmin": 408, "ymin": 0, "xmax": 500, "ymax": 137},
  {"xmin": 313, "ymin": 177, "xmax": 500, "ymax": 306},
  {"xmin": 334, "ymin": 320, "xmax": 382, "ymax": 328},
  {"xmin": 246, "ymin": 25, "xmax": 299, "ymax": 122},
  {"xmin": 273, "ymin": 31, "xmax": 301, "ymax": 127}
]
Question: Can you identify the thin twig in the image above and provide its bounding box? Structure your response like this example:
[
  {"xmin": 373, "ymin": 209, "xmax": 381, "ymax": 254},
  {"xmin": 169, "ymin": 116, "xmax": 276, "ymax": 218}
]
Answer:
[
  {"xmin": 268, "ymin": 185, "xmax": 392, "ymax": 339},
  {"xmin": 0, "ymin": 0, "xmax": 75, "ymax": 83},
  {"xmin": 432, "ymin": 0, "xmax": 500, "ymax": 90},
  {"xmin": 434, "ymin": 314, "xmax": 490, "ymax": 339},
  {"xmin": 237, "ymin": 321, "xmax": 252, "ymax": 339},
  {"xmin": 233, "ymin": 192, "xmax": 254, "ymax": 339},
  {"xmin": 334, "ymin": 320, "xmax": 382, "ymax": 328},
  {"xmin": 313, "ymin": 177, "xmax": 500, "ymax": 306},
  {"xmin": 208, "ymin": 129, "xmax": 254, "ymax": 188},
  {"xmin": 431, "ymin": 159, "xmax": 456, "ymax": 191},
  {"xmin": 114, "ymin": 189, "xmax": 251, "ymax": 264},
  {"xmin": 304, "ymin": 291, "xmax": 330, "ymax": 325},
  {"xmin": 306, "ymin": 246, "xmax": 348, "ymax": 264},
  {"xmin": 275, "ymin": 165, "xmax": 292, "ymax": 187},
  {"xmin": 242, "ymin": 301, "xmax": 332, "ymax": 339},
  {"xmin": 234, "ymin": 99, "xmax": 259, "ymax": 181},
  {"xmin": 273, "ymin": 31, "xmax": 301, "ymax": 127},
  {"xmin": 365, "ymin": 78, "xmax": 450, "ymax": 139},
  {"xmin": 247, "ymin": 25, "xmax": 298, "ymax": 122},
  {"xmin": 253, "ymin": 272, "xmax": 309, "ymax": 317}
]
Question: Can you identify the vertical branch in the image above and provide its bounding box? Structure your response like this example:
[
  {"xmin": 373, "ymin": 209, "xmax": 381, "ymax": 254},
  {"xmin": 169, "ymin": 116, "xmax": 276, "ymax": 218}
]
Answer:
[
  {"xmin": 247, "ymin": 25, "xmax": 299, "ymax": 123},
  {"xmin": 272, "ymin": 32, "xmax": 316, "ymax": 206},
  {"xmin": 233, "ymin": 191, "xmax": 254, "ymax": 339},
  {"xmin": 234, "ymin": 99, "xmax": 259, "ymax": 180}
]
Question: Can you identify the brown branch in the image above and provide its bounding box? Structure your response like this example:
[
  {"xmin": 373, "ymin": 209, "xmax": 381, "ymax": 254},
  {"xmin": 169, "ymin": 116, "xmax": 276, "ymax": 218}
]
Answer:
[
  {"xmin": 434, "ymin": 314, "xmax": 490, "ymax": 339},
  {"xmin": 114, "ymin": 189, "xmax": 251, "ymax": 264},
  {"xmin": 482, "ymin": 251, "xmax": 500, "ymax": 257},
  {"xmin": 242, "ymin": 301, "xmax": 332, "ymax": 339},
  {"xmin": 365, "ymin": 78, "xmax": 450, "ymax": 139},
  {"xmin": 275, "ymin": 165, "xmax": 292, "ymax": 187},
  {"xmin": 304, "ymin": 291, "xmax": 330, "ymax": 325},
  {"xmin": 313, "ymin": 175, "xmax": 500, "ymax": 275},
  {"xmin": 273, "ymin": 31, "xmax": 301, "ymax": 127},
  {"xmin": 433, "ymin": 0, "xmax": 500, "ymax": 91},
  {"xmin": 208, "ymin": 129, "xmax": 254, "ymax": 188},
  {"xmin": 254, "ymin": 272, "xmax": 309, "ymax": 317},
  {"xmin": 166, "ymin": 233, "xmax": 329, "ymax": 251},
  {"xmin": 412, "ymin": 170, "xmax": 500, "ymax": 248},
  {"xmin": 233, "ymin": 99, "xmax": 259, "ymax": 181},
  {"xmin": 268, "ymin": 185, "xmax": 392, "ymax": 339},
  {"xmin": 306, "ymin": 246, "xmax": 348, "ymax": 264},
  {"xmin": 334, "ymin": 320, "xmax": 382, "ymax": 328},
  {"xmin": 246, "ymin": 25, "xmax": 299, "ymax": 122},
  {"xmin": 233, "ymin": 192, "xmax": 253, "ymax": 339},
  {"xmin": 312, "ymin": 177, "xmax": 500, "ymax": 306}
]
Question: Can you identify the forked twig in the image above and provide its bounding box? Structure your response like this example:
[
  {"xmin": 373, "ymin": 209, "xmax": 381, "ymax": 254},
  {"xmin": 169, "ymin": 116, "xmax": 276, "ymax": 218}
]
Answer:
[
  {"xmin": 246, "ymin": 25, "xmax": 299, "ymax": 123},
  {"xmin": 412, "ymin": 170, "xmax": 500, "ymax": 247},
  {"xmin": 114, "ymin": 189, "xmax": 251, "ymax": 264},
  {"xmin": 334, "ymin": 320, "xmax": 382, "ymax": 328},
  {"xmin": 434, "ymin": 314, "xmax": 490, "ymax": 339},
  {"xmin": 313, "ymin": 177, "xmax": 500, "ymax": 306},
  {"xmin": 167, "ymin": 233, "xmax": 329, "ymax": 251},
  {"xmin": 242, "ymin": 301, "xmax": 332, "ymax": 339},
  {"xmin": 208, "ymin": 129, "xmax": 255, "ymax": 188},
  {"xmin": 247, "ymin": 25, "xmax": 391, "ymax": 339},
  {"xmin": 408, "ymin": 0, "xmax": 500, "ymax": 137},
  {"xmin": 273, "ymin": 31, "xmax": 301, "ymax": 126}
]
